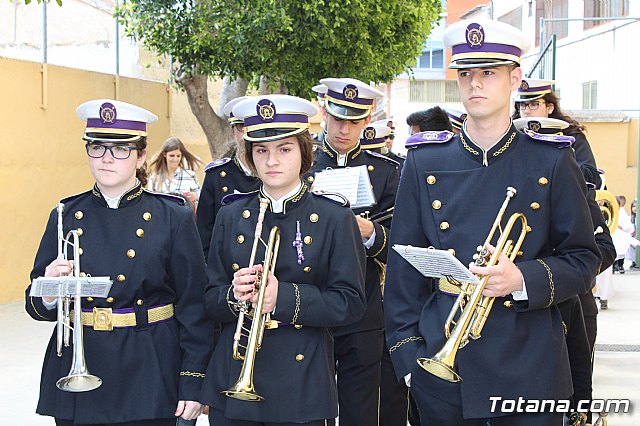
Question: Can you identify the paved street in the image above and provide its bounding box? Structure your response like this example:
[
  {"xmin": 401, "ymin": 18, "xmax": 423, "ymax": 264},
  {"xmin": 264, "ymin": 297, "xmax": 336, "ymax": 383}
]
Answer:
[{"xmin": 3, "ymin": 271, "xmax": 639, "ymax": 426}]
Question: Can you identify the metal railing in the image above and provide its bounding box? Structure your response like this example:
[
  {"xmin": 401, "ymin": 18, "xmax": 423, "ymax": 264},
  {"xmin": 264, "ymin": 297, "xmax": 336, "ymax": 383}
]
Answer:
[
  {"xmin": 0, "ymin": 0, "xmax": 169, "ymax": 81},
  {"xmin": 526, "ymin": 34, "xmax": 555, "ymax": 80}
]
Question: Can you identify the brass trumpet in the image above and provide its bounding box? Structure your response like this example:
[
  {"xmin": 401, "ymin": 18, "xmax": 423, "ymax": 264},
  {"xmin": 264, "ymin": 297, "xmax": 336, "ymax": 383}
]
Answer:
[
  {"xmin": 55, "ymin": 203, "xmax": 103, "ymax": 392},
  {"xmin": 595, "ymin": 190, "xmax": 619, "ymax": 233},
  {"xmin": 224, "ymin": 199, "xmax": 281, "ymax": 402},
  {"xmin": 418, "ymin": 187, "xmax": 528, "ymax": 382}
]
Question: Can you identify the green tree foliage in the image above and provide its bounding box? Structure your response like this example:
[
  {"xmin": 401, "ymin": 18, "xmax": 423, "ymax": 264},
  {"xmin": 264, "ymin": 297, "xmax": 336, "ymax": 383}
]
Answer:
[
  {"xmin": 117, "ymin": 0, "xmax": 442, "ymax": 96},
  {"xmin": 18, "ymin": 0, "xmax": 63, "ymax": 5}
]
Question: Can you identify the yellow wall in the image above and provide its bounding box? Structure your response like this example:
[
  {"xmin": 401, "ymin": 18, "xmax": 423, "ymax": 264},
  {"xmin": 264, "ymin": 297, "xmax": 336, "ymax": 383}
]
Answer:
[
  {"xmin": 0, "ymin": 58, "xmax": 171, "ymax": 303},
  {"xmin": 583, "ymin": 119, "xmax": 639, "ymax": 204}
]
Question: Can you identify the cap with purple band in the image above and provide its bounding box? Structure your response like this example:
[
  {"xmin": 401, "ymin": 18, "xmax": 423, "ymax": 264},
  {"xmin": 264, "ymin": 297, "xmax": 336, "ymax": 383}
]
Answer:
[
  {"xmin": 444, "ymin": 19, "xmax": 530, "ymax": 69},
  {"xmin": 77, "ymin": 99, "xmax": 157, "ymax": 143},
  {"xmin": 360, "ymin": 124, "xmax": 391, "ymax": 150},
  {"xmin": 232, "ymin": 95, "xmax": 319, "ymax": 143},
  {"xmin": 312, "ymin": 84, "xmax": 328, "ymax": 107},
  {"xmin": 223, "ymin": 96, "xmax": 250, "ymax": 125},
  {"xmin": 320, "ymin": 77, "xmax": 384, "ymax": 121},
  {"xmin": 513, "ymin": 79, "xmax": 556, "ymax": 102}
]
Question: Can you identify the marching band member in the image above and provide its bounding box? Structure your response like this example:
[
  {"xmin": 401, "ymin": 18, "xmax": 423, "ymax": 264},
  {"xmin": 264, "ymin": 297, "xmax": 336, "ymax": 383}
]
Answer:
[
  {"xmin": 514, "ymin": 116, "xmax": 616, "ymax": 425},
  {"xmin": 200, "ymin": 94, "xmax": 366, "ymax": 425},
  {"xmin": 385, "ymin": 19, "xmax": 601, "ymax": 426},
  {"xmin": 25, "ymin": 99, "xmax": 211, "ymax": 425},
  {"xmin": 309, "ymin": 77, "xmax": 400, "ymax": 426},
  {"xmin": 513, "ymin": 81, "xmax": 615, "ymax": 359},
  {"xmin": 197, "ymin": 96, "xmax": 261, "ymax": 260},
  {"xmin": 512, "ymin": 79, "xmax": 600, "ymax": 188}
]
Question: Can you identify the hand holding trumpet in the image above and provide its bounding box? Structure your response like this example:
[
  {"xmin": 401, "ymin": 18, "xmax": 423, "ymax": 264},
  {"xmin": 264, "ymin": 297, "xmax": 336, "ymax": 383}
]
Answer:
[
  {"xmin": 232, "ymin": 265, "xmax": 279, "ymax": 314},
  {"xmin": 469, "ymin": 243, "xmax": 524, "ymax": 298}
]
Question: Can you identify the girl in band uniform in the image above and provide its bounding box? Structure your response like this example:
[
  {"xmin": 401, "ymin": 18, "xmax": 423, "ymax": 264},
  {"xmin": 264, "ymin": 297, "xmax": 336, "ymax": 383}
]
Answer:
[
  {"xmin": 26, "ymin": 99, "xmax": 211, "ymax": 426},
  {"xmin": 200, "ymin": 95, "xmax": 366, "ymax": 425}
]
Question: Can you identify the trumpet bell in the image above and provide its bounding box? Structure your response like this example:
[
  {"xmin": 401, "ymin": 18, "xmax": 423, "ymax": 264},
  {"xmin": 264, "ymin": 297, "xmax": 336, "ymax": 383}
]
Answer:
[
  {"xmin": 222, "ymin": 387, "xmax": 264, "ymax": 402},
  {"xmin": 417, "ymin": 357, "xmax": 462, "ymax": 383},
  {"xmin": 56, "ymin": 373, "xmax": 102, "ymax": 392}
]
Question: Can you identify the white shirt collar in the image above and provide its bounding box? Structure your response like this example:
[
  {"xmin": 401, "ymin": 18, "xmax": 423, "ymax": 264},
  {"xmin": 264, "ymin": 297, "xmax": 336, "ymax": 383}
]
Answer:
[
  {"xmin": 102, "ymin": 179, "xmax": 140, "ymax": 209},
  {"xmin": 236, "ymin": 155, "xmax": 253, "ymax": 177},
  {"xmin": 262, "ymin": 181, "xmax": 302, "ymax": 214}
]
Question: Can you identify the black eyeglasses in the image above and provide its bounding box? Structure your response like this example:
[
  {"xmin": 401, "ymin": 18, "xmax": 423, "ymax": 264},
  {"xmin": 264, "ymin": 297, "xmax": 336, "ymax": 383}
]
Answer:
[
  {"xmin": 517, "ymin": 101, "xmax": 546, "ymax": 111},
  {"xmin": 85, "ymin": 143, "xmax": 140, "ymax": 159}
]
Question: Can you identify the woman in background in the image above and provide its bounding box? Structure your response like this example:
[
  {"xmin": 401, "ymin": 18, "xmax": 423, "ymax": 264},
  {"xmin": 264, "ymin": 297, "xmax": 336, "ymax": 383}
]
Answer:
[{"xmin": 148, "ymin": 137, "xmax": 203, "ymax": 208}]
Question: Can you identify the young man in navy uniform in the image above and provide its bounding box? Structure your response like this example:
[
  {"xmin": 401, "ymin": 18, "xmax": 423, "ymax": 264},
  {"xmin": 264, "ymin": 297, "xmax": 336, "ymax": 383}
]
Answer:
[
  {"xmin": 197, "ymin": 96, "xmax": 261, "ymax": 260},
  {"xmin": 384, "ymin": 20, "xmax": 601, "ymax": 426},
  {"xmin": 200, "ymin": 94, "xmax": 366, "ymax": 425},
  {"xmin": 310, "ymin": 78, "xmax": 400, "ymax": 426},
  {"xmin": 26, "ymin": 99, "xmax": 211, "ymax": 425}
]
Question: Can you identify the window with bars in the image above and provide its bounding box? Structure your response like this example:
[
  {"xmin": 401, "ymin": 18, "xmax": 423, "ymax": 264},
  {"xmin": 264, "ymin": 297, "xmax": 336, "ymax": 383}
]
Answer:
[
  {"xmin": 584, "ymin": 0, "xmax": 630, "ymax": 30},
  {"xmin": 582, "ymin": 81, "xmax": 598, "ymax": 109},
  {"xmin": 409, "ymin": 80, "xmax": 461, "ymax": 103}
]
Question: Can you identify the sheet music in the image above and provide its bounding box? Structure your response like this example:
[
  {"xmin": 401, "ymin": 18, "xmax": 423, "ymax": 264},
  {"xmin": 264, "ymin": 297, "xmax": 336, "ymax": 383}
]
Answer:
[
  {"xmin": 30, "ymin": 276, "xmax": 113, "ymax": 298},
  {"xmin": 393, "ymin": 245, "xmax": 480, "ymax": 284},
  {"xmin": 313, "ymin": 165, "xmax": 376, "ymax": 208}
]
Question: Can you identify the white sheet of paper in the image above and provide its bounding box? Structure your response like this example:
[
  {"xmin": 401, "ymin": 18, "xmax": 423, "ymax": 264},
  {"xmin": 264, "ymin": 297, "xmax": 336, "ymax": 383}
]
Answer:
[
  {"xmin": 392, "ymin": 244, "xmax": 480, "ymax": 284},
  {"xmin": 30, "ymin": 276, "xmax": 113, "ymax": 298},
  {"xmin": 313, "ymin": 165, "xmax": 376, "ymax": 208}
]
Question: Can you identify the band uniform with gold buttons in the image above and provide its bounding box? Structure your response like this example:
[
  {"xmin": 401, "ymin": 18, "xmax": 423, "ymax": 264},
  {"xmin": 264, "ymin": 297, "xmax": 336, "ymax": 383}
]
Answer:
[
  {"xmin": 196, "ymin": 156, "xmax": 260, "ymax": 260},
  {"xmin": 384, "ymin": 122, "xmax": 601, "ymax": 419},
  {"xmin": 26, "ymin": 181, "xmax": 212, "ymax": 424},
  {"xmin": 200, "ymin": 185, "xmax": 366, "ymax": 423}
]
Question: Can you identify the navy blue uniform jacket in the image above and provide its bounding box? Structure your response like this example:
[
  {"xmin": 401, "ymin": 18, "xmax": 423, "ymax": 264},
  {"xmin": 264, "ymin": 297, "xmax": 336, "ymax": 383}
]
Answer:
[
  {"xmin": 310, "ymin": 142, "xmax": 399, "ymax": 336},
  {"xmin": 197, "ymin": 156, "xmax": 261, "ymax": 259},
  {"xmin": 200, "ymin": 184, "xmax": 366, "ymax": 422},
  {"xmin": 25, "ymin": 183, "xmax": 212, "ymax": 424},
  {"xmin": 384, "ymin": 124, "xmax": 601, "ymax": 419}
]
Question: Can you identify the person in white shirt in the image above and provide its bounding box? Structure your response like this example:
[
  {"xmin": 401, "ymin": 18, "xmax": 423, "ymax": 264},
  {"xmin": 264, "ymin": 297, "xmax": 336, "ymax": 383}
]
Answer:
[{"xmin": 148, "ymin": 137, "xmax": 203, "ymax": 207}]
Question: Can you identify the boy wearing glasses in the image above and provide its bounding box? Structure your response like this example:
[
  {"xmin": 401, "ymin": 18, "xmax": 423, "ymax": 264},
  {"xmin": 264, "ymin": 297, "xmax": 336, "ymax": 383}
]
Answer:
[{"xmin": 26, "ymin": 99, "xmax": 212, "ymax": 426}]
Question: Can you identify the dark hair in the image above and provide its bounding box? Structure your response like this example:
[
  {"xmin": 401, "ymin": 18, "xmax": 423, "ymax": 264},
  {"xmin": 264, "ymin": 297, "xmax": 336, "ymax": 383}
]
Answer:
[
  {"xmin": 244, "ymin": 131, "xmax": 314, "ymax": 177},
  {"xmin": 134, "ymin": 137, "xmax": 148, "ymax": 187},
  {"xmin": 512, "ymin": 91, "xmax": 586, "ymax": 135},
  {"xmin": 147, "ymin": 137, "xmax": 203, "ymax": 192},
  {"xmin": 406, "ymin": 106, "xmax": 453, "ymax": 132}
]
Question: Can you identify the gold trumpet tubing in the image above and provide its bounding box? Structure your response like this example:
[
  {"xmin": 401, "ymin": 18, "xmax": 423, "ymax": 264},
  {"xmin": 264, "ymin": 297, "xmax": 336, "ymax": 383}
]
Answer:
[
  {"xmin": 469, "ymin": 218, "xmax": 527, "ymax": 340},
  {"xmin": 419, "ymin": 273, "xmax": 491, "ymax": 382},
  {"xmin": 223, "ymin": 226, "xmax": 280, "ymax": 401},
  {"xmin": 468, "ymin": 240, "xmax": 513, "ymax": 340},
  {"xmin": 418, "ymin": 187, "xmax": 524, "ymax": 382},
  {"xmin": 419, "ymin": 222, "xmax": 513, "ymax": 381},
  {"xmin": 444, "ymin": 292, "xmax": 466, "ymax": 338},
  {"xmin": 231, "ymin": 199, "xmax": 270, "ymax": 361}
]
